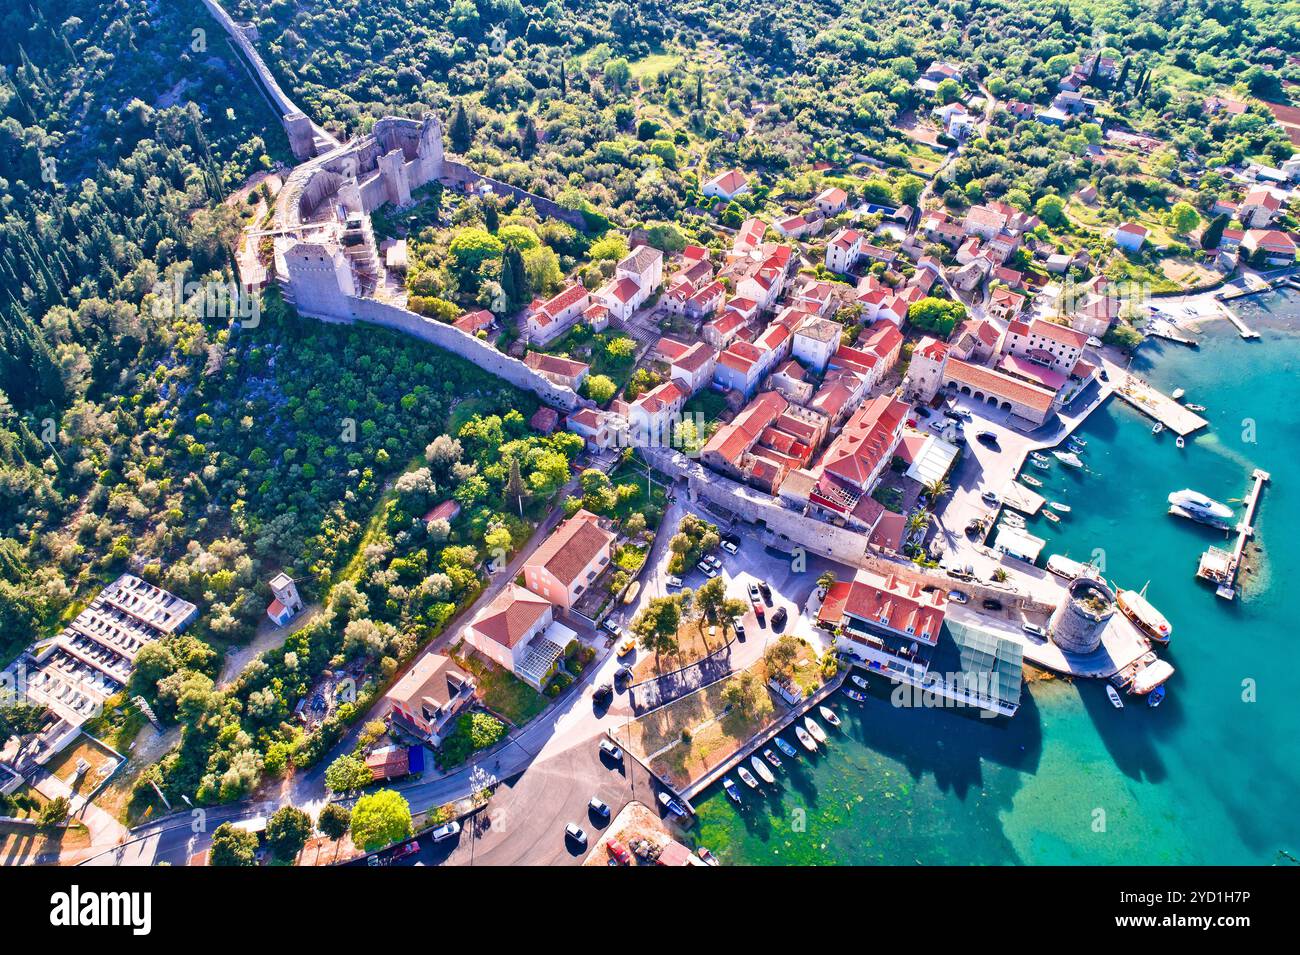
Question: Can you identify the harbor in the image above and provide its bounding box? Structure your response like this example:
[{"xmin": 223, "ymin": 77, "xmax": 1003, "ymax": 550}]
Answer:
[{"xmin": 1100, "ymin": 355, "xmax": 1209, "ymax": 436}]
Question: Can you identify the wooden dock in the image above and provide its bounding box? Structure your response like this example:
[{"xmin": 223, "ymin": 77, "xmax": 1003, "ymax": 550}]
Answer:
[
  {"xmin": 1208, "ymin": 468, "xmax": 1270, "ymax": 601},
  {"xmin": 1146, "ymin": 324, "xmax": 1199, "ymax": 347}
]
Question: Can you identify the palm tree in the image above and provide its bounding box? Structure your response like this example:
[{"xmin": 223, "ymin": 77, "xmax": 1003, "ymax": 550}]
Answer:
[
  {"xmin": 906, "ymin": 510, "xmax": 931, "ymax": 538},
  {"xmin": 924, "ymin": 478, "xmax": 950, "ymax": 505}
]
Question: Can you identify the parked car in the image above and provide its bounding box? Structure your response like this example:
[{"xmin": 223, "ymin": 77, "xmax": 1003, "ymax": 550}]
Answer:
[
  {"xmin": 753, "ymin": 602, "xmax": 765, "ymax": 621},
  {"xmin": 947, "ymin": 590, "xmax": 969, "ymax": 604},
  {"xmin": 697, "ymin": 561, "xmax": 718, "ymax": 578},
  {"xmin": 599, "ymin": 739, "xmax": 623, "ymax": 761},
  {"xmin": 565, "ymin": 823, "xmax": 588, "ymax": 847},
  {"xmin": 617, "ymin": 638, "xmax": 636, "ymax": 657},
  {"xmin": 607, "ymin": 839, "xmax": 633, "ymax": 866},
  {"xmin": 615, "ymin": 665, "xmax": 633, "ymax": 683},
  {"xmin": 721, "ymin": 539, "xmax": 739, "ymax": 555},
  {"xmin": 431, "ymin": 821, "xmax": 461, "ymax": 843},
  {"xmin": 594, "ymin": 683, "xmax": 614, "ymax": 704},
  {"xmin": 658, "ymin": 792, "xmax": 688, "ymax": 817},
  {"xmin": 1086, "ymin": 336, "xmax": 1103, "ymax": 348},
  {"xmin": 916, "ymin": 406, "xmax": 932, "ymax": 418},
  {"xmin": 1022, "ymin": 623, "xmax": 1047, "ymax": 638},
  {"xmin": 602, "ymin": 618, "xmax": 622, "ymax": 636},
  {"xmin": 733, "ymin": 621, "xmax": 746, "ymax": 639},
  {"xmin": 982, "ymin": 598, "xmax": 1004, "ymax": 611},
  {"xmin": 704, "ymin": 554, "xmax": 722, "ymax": 570},
  {"xmin": 758, "ymin": 581, "xmax": 772, "ymax": 603},
  {"xmin": 589, "ymin": 796, "xmax": 611, "ymax": 819},
  {"xmin": 944, "ymin": 409, "xmax": 964, "ymax": 421},
  {"xmin": 665, "ymin": 575, "xmax": 683, "ymax": 589},
  {"xmin": 391, "ymin": 840, "xmax": 420, "ymax": 861},
  {"xmin": 771, "ymin": 606, "xmax": 788, "ymax": 630},
  {"xmin": 977, "ymin": 431, "xmax": 998, "ymax": 445},
  {"xmin": 981, "ymin": 490, "xmax": 999, "ymax": 505},
  {"xmin": 748, "ymin": 583, "xmax": 762, "ymax": 602}
]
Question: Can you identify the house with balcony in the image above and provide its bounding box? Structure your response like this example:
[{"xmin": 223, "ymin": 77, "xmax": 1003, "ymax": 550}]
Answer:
[
  {"xmin": 463, "ymin": 584, "xmax": 573, "ymax": 690},
  {"xmin": 523, "ymin": 509, "xmax": 616, "ymax": 613},
  {"xmin": 385, "ymin": 652, "xmax": 475, "ymax": 745},
  {"xmin": 817, "ymin": 569, "xmax": 947, "ymax": 683}
]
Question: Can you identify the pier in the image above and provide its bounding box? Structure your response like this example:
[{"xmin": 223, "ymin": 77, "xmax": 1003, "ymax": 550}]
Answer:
[
  {"xmin": 1100, "ymin": 357, "xmax": 1209, "ymax": 436},
  {"xmin": 1217, "ymin": 304, "xmax": 1260, "ymax": 340},
  {"xmin": 1204, "ymin": 468, "xmax": 1270, "ymax": 600},
  {"xmin": 1146, "ymin": 323, "xmax": 1199, "ymax": 347}
]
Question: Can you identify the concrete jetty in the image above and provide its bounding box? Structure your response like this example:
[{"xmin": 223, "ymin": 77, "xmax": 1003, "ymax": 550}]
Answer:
[
  {"xmin": 1100, "ymin": 357, "xmax": 1209, "ymax": 436},
  {"xmin": 1218, "ymin": 303, "xmax": 1261, "ymax": 339},
  {"xmin": 1207, "ymin": 468, "xmax": 1270, "ymax": 600}
]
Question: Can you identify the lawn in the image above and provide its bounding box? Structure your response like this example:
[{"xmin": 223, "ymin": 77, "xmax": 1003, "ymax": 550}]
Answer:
[
  {"xmin": 629, "ymin": 52, "xmax": 681, "ymax": 80},
  {"xmin": 453, "ymin": 644, "xmax": 547, "ymax": 725},
  {"xmin": 681, "ymin": 388, "xmax": 728, "ymax": 423}
]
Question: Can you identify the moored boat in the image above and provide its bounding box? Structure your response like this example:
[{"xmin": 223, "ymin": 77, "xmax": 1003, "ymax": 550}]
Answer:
[
  {"xmin": 1117, "ymin": 585, "xmax": 1173, "ymax": 644},
  {"xmin": 1132, "ymin": 659, "xmax": 1175, "ymax": 695},
  {"xmin": 1047, "ymin": 554, "xmax": 1093, "ymax": 580},
  {"xmin": 723, "ymin": 778, "xmax": 743, "ymax": 804},
  {"xmin": 750, "ymin": 755, "xmax": 775, "ymax": 785},
  {"xmin": 804, "ymin": 716, "xmax": 828, "ymax": 744},
  {"xmin": 697, "ymin": 846, "xmax": 720, "ymax": 866},
  {"xmin": 737, "ymin": 766, "xmax": 760, "ymax": 789},
  {"xmin": 819, "ymin": 705, "xmax": 842, "ymax": 728},
  {"xmin": 1032, "ymin": 458, "xmax": 1051, "ymax": 470},
  {"xmin": 763, "ymin": 748, "xmax": 782, "ymax": 770},
  {"xmin": 851, "ymin": 675, "xmax": 868, "ymax": 689},
  {"xmin": 1171, "ymin": 387, "xmax": 1185, "ymax": 400},
  {"xmin": 1167, "ymin": 489, "xmax": 1233, "ymax": 524},
  {"xmin": 1152, "ymin": 422, "xmax": 1164, "ymax": 435},
  {"xmin": 1043, "ymin": 510, "xmax": 1061, "ymax": 523},
  {"xmin": 1106, "ymin": 684, "xmax": 1124, "ymax": 709},
  {"xmin": 844, "ymin": 688, "xmax": 866, "ymax": 703},
  {"xmin": 1053, "ymin": 450, "xmax": 1083, "ymax": 467},
  {"xmin": 1020, "ymin": 474, "xmax": 1043, "ymax": 487},
  {"xmin": 775, "ymin": 737, "xmax": 798, "ymax": 758},
  {"xmin": 1068, "ymin": 436, "xmax": 1087, "ymax": 448},
  {"xmin": 1148, "ymin": 685, "xmax": 1166, "ymax": 708},
  {"xmin": 794, "ymin": 726, "xmax": 817, "ymax": 751},
  {"xmin": 1049, "ymin": 501, "xmax": 1071, "ymax": 513},
  {"xmin": 1176, "ymin": 436, "xmax": 1185, "ymax": 449},
  {"xmin": 1030, "ymin": 452, "xmax": 1050, "ymax": 462},
  {"xmin": 1186, "ymin": 403, "xmax": 1206, "ymax": 412}
]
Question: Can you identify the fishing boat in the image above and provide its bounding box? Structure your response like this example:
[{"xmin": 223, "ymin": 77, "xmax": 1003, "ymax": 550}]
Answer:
[
  {"xmin": 794, "ymin": 726, "xmax": 817, "ymax": 752},
  {"xmin": 819, "ymin": 705, "xmax": 842, "ymax": 728},
  {"xmin": 1043, "ymin": 510, "xmax": 1061, "ymax": 523},
  {"xmin": 1151, "ymin": 422, "xmax": 1164, "ymax": 435},
  {"xmin": 1053, "ymin": 450, "xmax": 1083, "ymax": 467},
  {"xmin": 1001, "ymin": 513, "xmax": 1026, "ymax": 529},
  {"xmin": 1171, "ymin": 387, "xmax": 1185, "ymax": 401},
  {"xmin": 844, "ymin": 688, "xmax": 866, "ymax": 703},
  {"xmin": 1030, "ymin": 452, "xmax": 1050, "ymax": 462},
  {"xmin": 851, "ymin": 675, "xmax": 869, "ymax": 690},
  {"xmin": 1148, "ymin": 685, "xmax": 1166, "ymax": 708},
  {"xmin": 1186, "ymin": 403, "xmax": 1206, "ymax": 412},
  {"xmin": 750, "ymin": 755, "xmax": 775, "ymax": 785},
  {"xmin": 1049, "ymin": 501, "xmax": 1071, "ymax": 513},
  {"xmin": 1020, "ymin": 474, "xmax": 1043, "ymax": 487},
  {"xmin": 804, "ymin": 716, "xmax": 828, "ymax": 744},
  {"xmin": 697, "ymin": 846, "xmax": 720, "ymax": 866},
  {"xmin": 737, "ymin": 766, "xmax": 760, "ymax": 789},
  {"xmin": 1117, "ymin": 584, "xmax": 1173, "ymax": 644},
  {"xmin": 1047, "ymin": 554, "xmax": 1095, "ymax": 580},
  {"xmin": 1106, "ymin": 684, "xmax": 1124, "ymax": 709},
  {"xmin": 1132, "ymin": 659, "xmax": 1175, "ymax": 695},
  {"xmin": 763, "ymin": 748, "xmax": 783, "ymax": 771},
  {"xmin": 775, "ymin": 737, "xmax": 798, "ymax": 758},
  {"xmin": 1168, "ymin": 489, "xmax": 1233, "ymax": 526},
  {"xmin": 723, "ymin": 778, "xmax": 743, "ymax": 804},
  {"xmin": 1176, "ymin": 436, "xmax": 1185, "ymax": 449},
  {"xmin": 1068, "ymin": 436, "xmax": 1087, "ymax": 448},
  {"xmin": 1031, "ymin": 458, "xmax": 1051, "ymax": 470}
]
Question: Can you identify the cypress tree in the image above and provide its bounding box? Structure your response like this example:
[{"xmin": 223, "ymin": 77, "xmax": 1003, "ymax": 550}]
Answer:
[{"xmin": 449, "ymin": 101, "xmax": 473, "ymax": 153}]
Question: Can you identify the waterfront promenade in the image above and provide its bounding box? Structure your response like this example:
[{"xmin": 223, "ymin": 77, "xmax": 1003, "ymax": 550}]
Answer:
[{"xmin": 1099, "ymin": 355, "xmax": 1208, "ymax": 436}]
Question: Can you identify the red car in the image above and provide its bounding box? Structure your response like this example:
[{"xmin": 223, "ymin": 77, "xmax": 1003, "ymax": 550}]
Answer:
[
  {"xmin": 607, "ymin": 839, "xmax": 633, "ymax": 866},
  {"xmin": 753, "ymin": 602, "xmax": 765, "ymax": 621},
  {"xmin": 390, "ymin": 840, "xmax": 420, "ymax": 861}
]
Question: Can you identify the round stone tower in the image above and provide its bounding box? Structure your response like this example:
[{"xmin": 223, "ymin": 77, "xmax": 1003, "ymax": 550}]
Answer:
[{"xmin": 1049, "ymin": 576, "xmax": 1115, "ymax": 654}]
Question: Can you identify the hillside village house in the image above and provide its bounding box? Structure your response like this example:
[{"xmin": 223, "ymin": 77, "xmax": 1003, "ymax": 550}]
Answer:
[
  {"xmin": 523, "ymin": 351, "xmax": 590, "ymax": 391},
  {"xmin": 523, "ymin": 509, "xmax": 615, "ymax": 612},
  {"xmin": 1242, "ymin": 229, "xmax": 1298, "ymax": 265},
  {"xmin": 1001, "ymin": 318, "xmax": 1086, "ymax": 375},
  {"xmin": 1114, "ymin": 222, "xmax": 1148, "ymax": 253},
  {"xmin": 565, "ymin": 406, "xmax": 622, "ymax": 450},
  {"xmin": 903, "ymin": 336, "xmax": 950, "ymax": 401},
  {"xmin": 453, "ymin": 309, "xmax": 495, "ymax": 336},
  {"xmin": 629, "ymin": 379, "xmax": 688, "ymax": 445},
  {"xmin": 805, "ymin": 395, "xmax": 909, "ymax": 529},
  {"xmin": 526, "ymin": 283, "xmax": 591, "ymax": 346},
  {"xmin": 818, "ymin": 569, "xmax": 946, "ymax": 681},
  {"xmin": 824, "ymin": 228, "xmax": 866, "ymax": 274},
  {"xmin": 791, "ymin": 316, "xmax": 843, "ymax": 373},
  {"xmin": 1238, "ymin": 188, "xmax": 1284, "ymax": 228},
  {"xmin": 593, "ymin": 245, "xmax": 664, "ymax": 321},
  {"xmin": 702, "ymin": 168, "xmax": 751, "ymax": 202},
  {"xmin": 701, "ymin": 391, "xmax": 829, "ymax": 493},
  {"xmin": 463, "ymin": 584, "xmax": 566, "ymax": 690},
  {"xmin": 815, "ymin": 187, "xmax": 849, "ymax": 215},
  {"xmin": 385, "ymin": 652, "xmax": 475, "ymax": 745}
]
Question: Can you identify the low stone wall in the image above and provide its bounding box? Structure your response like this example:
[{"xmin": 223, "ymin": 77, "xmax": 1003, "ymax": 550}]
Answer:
[{"xmin": 345, "ymin": 297, "xmax": 583, "ymax": 411}]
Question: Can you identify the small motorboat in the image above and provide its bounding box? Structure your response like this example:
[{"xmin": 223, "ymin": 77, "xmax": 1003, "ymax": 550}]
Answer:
[
  {"xmin": 763, "ymin": 748, "xmax": 783, "ymax": 771},
  {"xmin": 1043, "ymin": 510, "xmax": 1061, "ymax": 523},
  {"xmin": 775, "ymin": 737, "xmax": 798, "ymax": 758},
  {"xmin": 1053, "ymin": 450, "xmax": 1083, "ymax": 467},
  {"xmin": 1171, "ymin": 387, "xmax": 1185, "ymax": 401},
  {"xmin": 1002, "ymin": 512, "xmax": 1026, "ymax": 528},
  {"xmin": 1186, "ymin": 403, "xmax": 1206, "ymax": 412},
  {"xmin": 844, "ymin": 688, "xmax": 866, "ymax": 703},
  {"xmin": 804, "ymin": 716, "xmax": 828, "ymax": 744},
  {"xmin": 1030, "ymin": 452, "xmax": 1050, "ymax": 463},
  {"xmin": 851, "ymin": 675, "xmax": 869, "ymax": 690},
  {"xmin": 750, "ymin": 755, "xmax": 775, "ymax": 785},
  {"xmin": 1048, "ymin": 501, "xmax": 1071, "ymax": 513},
  {"xmin": 1148, "ymin": 685, "xmax": 1166, "ymax": 708},
  {"xmin": 1151, "ymin": 422, "xmax": 1165, "ymax": 435},
  {"xmin": 1020, "ymin": 474, "xmax": 1043, "ymax": 487},
  {"xmin": 737, "ymin": 766, "xmax": 760, "ymax": 789},
  {"xmin": 1068, "ymin": 436, "xmax": 1087, "ymax": 448},
  {"xmin": 794, "ymin": 726, "xmax": 817, "ymax": 752},
  {"xmin": 1106, "ymin": 684, "xmax": 1124, "ymax": 709},
  {"xmin": 1176, "ymin": 436, "xmax": 1185, "ymax": 449},
  {"xmin": 819, "ymin": 705, "xmax": 842, "ymax": 728},
  {"xmin": 1032, "ymin": 458, "xmax": 1051, "ymax": 470},
  {"xmin": 723, "ymin": 778, "xmax": 743, "ymax": 804},
  {"xmin": 697, "ymin": 846, "xmax": 720, "ymax": 866}
]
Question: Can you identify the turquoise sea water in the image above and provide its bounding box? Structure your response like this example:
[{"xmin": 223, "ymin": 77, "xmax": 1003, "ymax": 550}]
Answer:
[{"xmin": 695, "ymin": 292, "xmax": 1300, "ymax": 865}]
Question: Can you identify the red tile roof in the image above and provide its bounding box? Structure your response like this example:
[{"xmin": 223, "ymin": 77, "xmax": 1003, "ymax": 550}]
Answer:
[{"xmin": 526, "ymin": 510, "xmax": 613, "ymax": 587}]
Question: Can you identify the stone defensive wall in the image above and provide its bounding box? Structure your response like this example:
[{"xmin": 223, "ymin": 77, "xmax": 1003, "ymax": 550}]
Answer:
[
  {"xmin": 441, "ymin": 160, "xmax": 587, "ymax": 230},
  {"xmin": 334, "ymin": 296, "xmax": 584, "ymax": 412}
]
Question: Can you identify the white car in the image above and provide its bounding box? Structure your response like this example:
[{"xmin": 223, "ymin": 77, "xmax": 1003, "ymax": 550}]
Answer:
[
  {"xmin": 696, "ymin": 561, "xmax": 718, "ymax": 578},
  {"xmin": 1086, "ymin": 336, "xmax": 1103, "ymax": 348},
  {"xmin": 431, "ymin": 821, "xmax": 461, "ymax": 842},
  {"xmin": 602, "ymin": 618, "xmax": 622, "ymax": 636},
  {"xmin": 1022, "ymin": 623, "xmax": 1047, "ymax": 638},
  {"xmin": 721, "ymin": 540, "xmax": 739, "ymax": 555},
  {"xmin": 665, "ymin": 575, "xmax": 683, "ymax": 589},
  {"xmin": 599, "ymin": 739, "xmax": 623, "ymax": 761},
  {"xmin": 947, "ymin": 590, "xmax": 969, "ymax": 604}
]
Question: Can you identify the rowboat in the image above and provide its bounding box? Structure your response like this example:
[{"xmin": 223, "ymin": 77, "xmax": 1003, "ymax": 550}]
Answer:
[
  {"xmin": 1068, "ymin": 436, "xmax": 1087, "ymax": 448},
  {"xmin": 794, "ymin": 726, "xmax": 817, "ymax": 751},
  {"xmin": 1020, "ymin": 474, "xmax": 1043, "ymax": 487},
  {"xmin": 819, "ymin": 705, "xmax": 842, "ymax": 728},
  {"xmin": 1001, "ymin": 512, "xmax": 1026, "ymax": 528},
  {"xmin": 775, "ymin": 737, "xmax": 798, "ymax": 758},
  {"xmin": 1176, "ymin": 436, "xmax": 1185, "ymax": 449},
  {"xmin": 1106, "ymin": 684, "xmax": 1124, "ymax": 709},
  {"xmin": 1049, "ymin": 501, "xmax": 1071, "ymax": 513},
  {"xmin": 1030, "ymin": 452, "xmax": 1050, "ymax": 463},
  {"xmin": 1151, "ymin": 422, "xmax": 1164, "ymax": 435},
  {"xmin": 844, "ymin": 689, "xmax": 866, "ymax": 703},
  {"xmin": 1043, "ymin": 510, "xmax": 1061, "ymax": 523},
  {"xmin": 1031, "ymin": 459, "xmax": 1051, "ymax": 470},
  {"xmin": 851, "ymin": 675, "xmax": 869, "ymax": 689},
  {"xmin": 697, "ymin": 846, "xmax": 720, "ymax": 866},
  {"xmin": 737, "ymin": 766, "xmax": 760, "ymax": 789},
  {"xmin": 750, "ymin": 756, "xmax": 775, "ymax": 785},
  {"xmin": 1148, "ymin": 685, "xmax": 1166, "ymax": 708},
  {"xmin": 763, "ymin": 748, "xmax": 783, "ymax": 770},
  {"xmin": 1186, "ymin": 404, "xmax": 1206, "ymax": 412},
  {"xmin": 804, "ymin": 716, "xmax": 828, "ymax": 744},
  {"xmin": 723, "ymin": 778, "xmax": 743, "ymax": 804}
]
